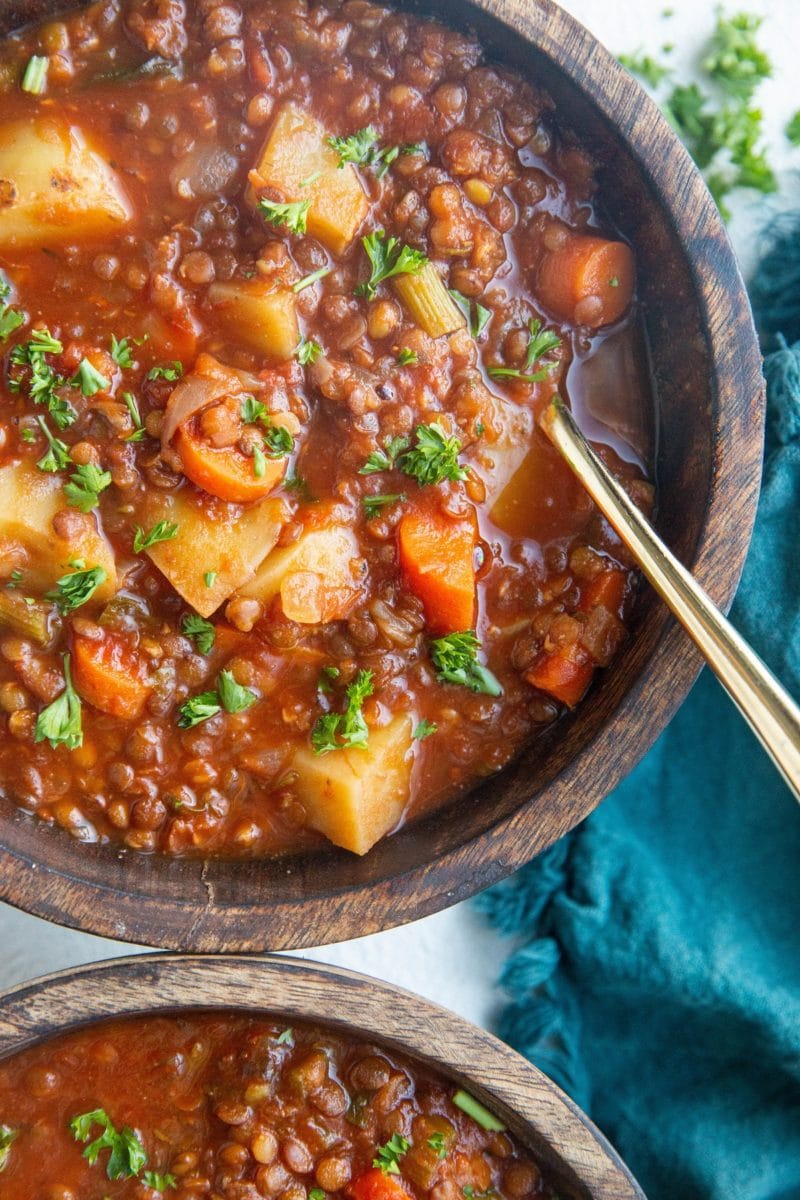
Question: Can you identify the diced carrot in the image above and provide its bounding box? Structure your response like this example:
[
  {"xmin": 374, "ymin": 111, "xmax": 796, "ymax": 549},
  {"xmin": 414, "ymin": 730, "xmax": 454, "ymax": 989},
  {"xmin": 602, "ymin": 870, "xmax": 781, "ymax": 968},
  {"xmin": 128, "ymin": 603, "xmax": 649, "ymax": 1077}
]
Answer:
[
  {"xmin": 72, "ymin": 632, "xmax": 151, "ymax": 720},
  {"xmin": 175, "ymin": 423, "xmax": 286, "ymax": 505},
  {"xmin": 398, "ymin": 503, "xmax": 477, "ymax": 634},
  {"xmin": 578, "ymin": 569, "xmax": 627, "ymax": 617},
  {"xmin": 349, "ymin": 1170, "xmax": 413, "ymax": 1200},
  {"xmin": 538, "ymin": 235, "xmax": 635, "ymax": 328},
  {"xmin": 525, "ymin": 643, "xmax": 594, "ymax": 709}
]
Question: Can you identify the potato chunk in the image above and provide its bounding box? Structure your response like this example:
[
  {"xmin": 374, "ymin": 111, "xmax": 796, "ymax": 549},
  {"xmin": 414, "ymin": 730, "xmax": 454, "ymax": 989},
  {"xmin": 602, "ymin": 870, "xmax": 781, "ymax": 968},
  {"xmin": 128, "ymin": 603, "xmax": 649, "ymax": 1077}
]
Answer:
[
  {"xmin": 0, "ymin": 461, "xmax": 117, "ymax": 598},
  {"xmin": 238, "ymin": 524, "xmax": 364, "ymax": 623},
  {"xmin": 142, "ymin": 488, "xmax": 286, "ymax": 618},
  {"xmin": 207, "ymin": 280, "xmax": 299, "ymax": 360},
  {"xmin": 0, "ymin": 114, "xmax": 131, "ymax": 249},
  {"xmin": 248, "ymin": 103, "xmax": 369, "ymax": 255},
  {"xmin": 292, "ymin": 715, "xmax": 414, "ymax": 855}
]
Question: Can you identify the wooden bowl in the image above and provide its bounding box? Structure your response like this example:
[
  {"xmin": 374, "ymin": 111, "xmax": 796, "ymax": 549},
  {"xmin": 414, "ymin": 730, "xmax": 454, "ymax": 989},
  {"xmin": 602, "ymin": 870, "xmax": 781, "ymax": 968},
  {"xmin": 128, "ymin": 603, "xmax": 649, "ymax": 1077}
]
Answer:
[
  {"xmin": 0, "ymin": 953, "xmax": 645, "ymax": 1199},
  {"xmin": 0, "ymin": 0, "xmax": 764, "ymax": 949}
]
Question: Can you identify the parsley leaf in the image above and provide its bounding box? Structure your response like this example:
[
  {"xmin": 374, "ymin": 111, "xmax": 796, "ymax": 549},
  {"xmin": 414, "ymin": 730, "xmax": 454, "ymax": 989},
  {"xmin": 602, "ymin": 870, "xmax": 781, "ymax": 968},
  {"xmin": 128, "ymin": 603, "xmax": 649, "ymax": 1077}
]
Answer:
[
  {"xmin": 123, "ymin": 391, "xmax": 145, "ymax": 442},
  {"xmin": 0, "ymin": 1126, "xmax": 18, "ymax": 1172},
  {"xmin": 0, "ymin": 272, "xmax": 23, "ymax": 341},
  {"xmin": 311, "ymin": 669, "xmax": 374, "ymax": 755},
  {"xmin": 397, "ymin": 423, "xmax": 467, "ymax": 487},
  {"xmin": 449, "ymin": 290, "xmax": 491, "ymax": 339},
  {"xmin": 296, "ymin": 336, "xmax": 322, "ymax": 366},
  {"xmin": 64, "ymin": 463, "xmax": 112, "ymax": 512},
  {"xmin": 787, "ymin": 110, "xmax": 800, "ymax": 147},
  {"xmin": 218, "ymin": 668, "xmax": 258, "ymax": 713},
  {"xmin": 204, "ymin": 570, "xmax": 217, "ymax": 588},
  {"xmin": 430, "ymin": 632, "xmax": 502, "ymax": 697},
  {"xmin": 318, "ymin": 665, "xmax": 340, "ymax": 693},
  {"xmin": 46, "ymin": 565, "xmax": 107, "ymax": 612},
  {"xmin": 35, "ymin": 415, "xmax": 71, "ymax": 473},
  {"xmin": 133, "ymin": 520, "xmax": 179, "ymax": 552},
  {"xmin": 21, "ymin": 54, "xmax": 48, "ymax": 94},
  {"xmin": 69, "ymin": 1108, "xmax": 147, "ymax": 1180},
  {"xmin": 71, "ymin": 357, "xmax": 110, "ymax": 397},
  {"xmin": 182, "ymin": 613, "xmax": 215, "ymax": 654},
  {"xmin": 426, "ymin": 1131, "xmax": 447, "ymax": 1158},
  {"xmin": 618, "ymin": 50, "xmax": 671, "ymax": 88},
  {"xmin": 258, "ymin": 198, "xmax": 311, "ymax": 235},
  {"xmin": 310, "ymin": 1190, "xmax": 326, "ymax": 1200},
  {"xmin": 276, "ymin": 1028, "xmax": 294, "ymax": 1045},
  {"xmin": 34, "ymin": 653, "xmax": 83, "ymax": 750},
  {"xmin": 328, "ymin": 127, "xmax": 403, "ymax": 178},
  {"xmin": 359, "ymin": 436, "xmax": 410, "ymax": 475},
  {"xmin": 396, "ymin": 348, "xmax": 419, "ymax": 366},
  {"xmin": 178, "ymin": 669, "xmax": 257, "ymax": 728},
  {"xmin": 147, "ymin": 361, "xmax": 183, "ymax": 382},
  {"xmin": 413, "ymin": 719, "xmax": 438, "ymax": 741},
  {"xmin": 702, "ymin": 11, "xmax": 771, "ymax": 102},
  {"xmin": 488, "ymin": 318, "xmax": 562, "ymax": 384},
  {"xmin": 264, "ymin": 424, "xmax": 294, "ymax": 457},
  {"xmin": 143, "ymin": 1171, "xmax": 177, "ymax": 1193},
  {"xmin": 241, "ymin": 395, "xmax": 267, "ymax": 425},
  {"xmin": 355, "ymin": 230, "xmax": 428, "ymax": 301},
  {"xmin": 293, "ymin": 266, "xmax": 332, "ymax": 293},
  {"xmin": 9, "ymin": 329, "xmax": 76, "ymax": 429},
  {"xmin": 363, "ymin": 492, "xmax": 406, "ymax": 517},
  {"xmin": 110, "ymin": 334, "xmax": 135, "ymax": 368},
  {"xmin": 177, "ymin": 690, "xmax": 221, "ymax": 728},
  {"xmin": 373, "ymin": 1134, "xmax": 410, "ymax": 1176}
]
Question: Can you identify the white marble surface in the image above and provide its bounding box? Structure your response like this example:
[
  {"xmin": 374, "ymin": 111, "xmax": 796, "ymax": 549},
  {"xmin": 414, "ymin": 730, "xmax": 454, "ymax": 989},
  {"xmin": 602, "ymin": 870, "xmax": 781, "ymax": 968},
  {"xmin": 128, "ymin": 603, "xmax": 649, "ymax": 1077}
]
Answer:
[{"xmin": 1, "ymin": 0, "xmax": 798, "ymax": 1027}]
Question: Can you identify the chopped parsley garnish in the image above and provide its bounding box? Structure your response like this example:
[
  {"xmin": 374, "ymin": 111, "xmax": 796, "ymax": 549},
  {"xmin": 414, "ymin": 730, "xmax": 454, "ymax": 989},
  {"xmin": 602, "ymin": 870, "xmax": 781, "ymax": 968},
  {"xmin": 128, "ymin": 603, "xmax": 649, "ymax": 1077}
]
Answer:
[
  {"xmin": 6, "ymin": 570, "xmax": 22, "ymax": 589},
  {"xmin": 284, "ymin": 474, "xmax": 314, "ymax": 502},
  {"xmin": 110, "ymin": 334, "xmax": 135, "ymax": 368},
  {"xmin": 397, "ymin": 422, "xmax": 468, "ymax": 487},
  {"xmin": 182, "ymin": 613, "xmax": 215, "ymax": 654},
  {"xmin": 293, "ymin": 266, "xmax": 332, "ymax": 293},
  {"xmin": 618, "ymin": 50, "xmax": 671, "ymax": 88},
  {"xmin": 258, "ymin": 197, "xmax": 311, "ymax": 235},
  {"xmin": 787, "ymin": 110, "xmax": 800, "ymax": 147},
  {"xmin": 70, "ymin": 1109, "xmax": 147, "ymax": 1180},
  {"xmin": 309, "ymin": 1190, "xmax": 326, "ymax": 1200},
  {"xmin": 426, "ymin": 1131, "xmax": 447, "ymax": 1158},
  {"xmin": 0, "ymin": 1126, "xmax": 18, "ymax": 1172},
  {"xmin": 71, "ymin": 357, "xmax": 110, "ymax": 397},
  {"xmin": 609, "ymin": 276, "xmax": 620, "ymax": 288},
  {"xmin": 702, "ymin": 11, "xmax": 771, "ymax": 99},
  {"xmin": 252, "ymin": 442, "xmax": 267, "ymax": 478},
  {"xmin": 296, "ymin": 336, "xmax": 322, "ymax": 366},
  {"xmin": 35, "ymin": 415, "xmax": 71, "ymax": 473},
  {"xmin": 46, "ymin": 565, "xmax": 107, "ymax": 612},
  {"xmin": 452, "ymin": 1089, "xmax": 506, "ymax": 1132},
  {"xmin": 147, "ymin": 361, "xmax": 183, "ymax": 383},
  {"xmin": 178, "ymin": 669, "xmax": 257, "ymax": 728},
  {"xmin": 34, "ymin": 653, "xmax": 83, "ymax": 750},
  {"xmin": 355, "ymin": 230, "xmax": 428, "ymax": 301},
  {"xmin": 241, "ymin": 395, "xmax": 267, "ymax": 424},
  {"xmin": 413, "ymin": 719, "xmax": 438, "ymax": 741},
  {"xmin": 359, "ymin": 435, "xmax": 410, "ymax": 475},
  {"xmin": 276, "ymin": 1028, "xmax": 294, "ymax": 1044},
  {"xmin": 318, "ymin": 665, "xmax": 340, "ymax": 693},
  {"xmin": 430, "ymin": 632, "xmax": 502, "ymax": 697},
  {"xmin": 488, "ymin": 318, "xmax": 561, "ymax": 384},
  {"xmin": 21, "ymin": 54, "xmax": 48, "ymax": 94},
  {"xmin": 133, "ymin": 520, "xmax": 179, "ymax": 553},
  {"xmin": 363, "ymin": 491, "xmax": 406, "ymax": 517},
  {"xmin": 143, "ymin": 1171, "xmax": 177, "ymax": 1193},
  {"xmin": 449, "ymin": 290, "xmax": 491, "ymax": 339},
  {"xmin": 123, "ymin": 391, "xmax": 145, "ymax": 442},
  {"xmin": 0, "ymin": 273, "xmax": 23, "ymax": 341},
  {"xmin": 311, "ymin": 669, "xmax": 374, "ymax": 755},
  {"xmin": 263, "ymin": 423, "xmax": 294, "ymax": 458},
  {"xmin": 463, "ymin": 1188, "xmax": 497, "ymax": 1199},
  {"xmin": 373, "ymin": 1134, "xmax": 411, "ymax": 1176},
  {"xmin": 9, "ymin": 329, "xmax": 76, "ymax": 429},
  {"xmin": 204, "ymin": 570, "xmax": 217, "ymax": 588},
  {"xmin": 64, "ymin": 463, "xmax": 112, "ymax": 512},
  {"xmin": 396, "ymin": 348, "xmax": 419, "ymax": 366},
  {"xmin": 327, "ymin": 126, "xmax": 402, "ymax": 178}
]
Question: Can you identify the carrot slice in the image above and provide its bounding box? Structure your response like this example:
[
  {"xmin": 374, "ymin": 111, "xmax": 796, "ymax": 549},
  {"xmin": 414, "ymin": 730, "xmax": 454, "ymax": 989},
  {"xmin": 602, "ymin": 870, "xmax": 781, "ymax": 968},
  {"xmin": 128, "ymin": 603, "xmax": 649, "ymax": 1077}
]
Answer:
[
  {"xmin": 525, "ymin": 642, "xmax": 594, "ymax": 709},
  {"xmin": 349, "ymin": 1170, "xmax": 413, "ymax": 1200},
  {"xmin": 538, "ymin": 235, "xmax": 635, "ymax": 328},
  {"xmin": 398, "ymin": 503, "xmax": 477, "ymax": 634},
  {"xmin": 175, "ymin": 423, "xmax": 286, "ymax": 504},
  {"xmin": 72, "ymin": 632, "xmax": 151, "ymax": 720},
  {"xmin": 578, "ymin": 568, "xmax": 627, "ymax": 617}
]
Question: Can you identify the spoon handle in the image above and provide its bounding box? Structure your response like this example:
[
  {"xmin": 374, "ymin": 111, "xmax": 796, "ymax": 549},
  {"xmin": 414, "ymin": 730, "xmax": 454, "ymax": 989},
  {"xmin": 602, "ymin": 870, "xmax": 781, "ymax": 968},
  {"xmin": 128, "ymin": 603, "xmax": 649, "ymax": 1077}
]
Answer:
[{"xmin": 541, "ymin": 397, "xmax": 800, "ymax": 804}]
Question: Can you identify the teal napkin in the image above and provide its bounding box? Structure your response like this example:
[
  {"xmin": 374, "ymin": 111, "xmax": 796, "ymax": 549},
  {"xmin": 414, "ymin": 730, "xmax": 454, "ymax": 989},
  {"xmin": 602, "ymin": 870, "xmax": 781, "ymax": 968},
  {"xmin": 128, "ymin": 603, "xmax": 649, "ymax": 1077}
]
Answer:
[{"xmin": 478, "ymin": 224, "xmax": 800, "ymax": 1199}]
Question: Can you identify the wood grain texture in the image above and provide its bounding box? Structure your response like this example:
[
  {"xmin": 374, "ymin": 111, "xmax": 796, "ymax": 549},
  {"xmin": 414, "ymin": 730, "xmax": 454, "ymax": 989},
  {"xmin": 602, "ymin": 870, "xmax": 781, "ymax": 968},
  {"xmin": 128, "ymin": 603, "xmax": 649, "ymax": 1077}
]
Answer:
[
  {"xmin": 0, "ymin": 955, "xmax": 646, "ymax": 1200},
  {"xmin": 0, "ymin": 0, "xmax": 765, "ymax": 950}
]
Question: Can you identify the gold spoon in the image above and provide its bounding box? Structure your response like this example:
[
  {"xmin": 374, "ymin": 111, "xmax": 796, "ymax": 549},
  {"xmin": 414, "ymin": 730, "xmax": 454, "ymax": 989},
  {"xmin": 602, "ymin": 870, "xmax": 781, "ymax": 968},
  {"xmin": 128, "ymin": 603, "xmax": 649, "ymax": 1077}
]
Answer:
[{"xmin": 541, "ymin": 396, "xmax": 800, "ymax": 803}]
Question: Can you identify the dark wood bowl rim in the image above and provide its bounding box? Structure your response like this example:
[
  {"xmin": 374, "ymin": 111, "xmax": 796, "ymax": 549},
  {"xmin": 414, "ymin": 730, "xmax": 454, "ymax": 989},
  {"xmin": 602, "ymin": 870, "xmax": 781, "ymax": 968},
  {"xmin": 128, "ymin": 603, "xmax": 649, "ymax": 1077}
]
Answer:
[
  {"xmin": 0, "ymin": 953, "xmax": 646, "ymax": 1200},
  {"xmin": 0, "ymin": 0, "xmax": 764, "ymax": 949}
]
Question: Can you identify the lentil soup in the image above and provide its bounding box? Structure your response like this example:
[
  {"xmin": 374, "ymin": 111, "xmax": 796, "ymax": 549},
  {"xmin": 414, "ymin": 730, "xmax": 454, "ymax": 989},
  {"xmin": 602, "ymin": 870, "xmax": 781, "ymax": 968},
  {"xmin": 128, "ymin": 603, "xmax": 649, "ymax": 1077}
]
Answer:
[
  {"xmin": 0, "ymin": 1012, "xmax": 560, "ymax": 1200},
  {"xmin": 0, "ymin": 0, "xmax": 653, "ymax": 858}
]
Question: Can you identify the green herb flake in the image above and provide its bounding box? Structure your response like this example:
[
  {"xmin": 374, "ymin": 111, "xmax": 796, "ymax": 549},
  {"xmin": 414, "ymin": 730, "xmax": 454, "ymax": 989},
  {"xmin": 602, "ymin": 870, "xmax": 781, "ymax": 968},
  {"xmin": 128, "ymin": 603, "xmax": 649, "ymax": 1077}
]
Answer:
[
  {"xmin": 143, "ymin": 1171, "xmax": 177, "ymax": 1193},
  {"xmin": 786, "ymin": 110, "xmax": 800, "ymax": 147},
  {"xmin": 309, "ymin": 1190, "xmax": 326, "ymax": 1200},
  {"xmin": 133, "ymin": 520, "xmax": 178, "ymax": 553},
  {"xmin": 21, "ymin": 54, "xmax": 48, "ymax": 94},
  {"xmin": 318, "ymin": 665, "xmax": 340, "ymax": 693},
  {"xmin": 69, "ymin": 1108, "xmax": 147, "ymax": 1180},
  {"xmin": 276, "ymin": 1028, "xmax": 294, "ymax": 1045},
  {"xmin": 46, "ymin": 565, "xmax": 107, "ymax": 613},
  {"xmin": 178, "ymin": 669, "xmax": 257, "ymax": 729},
  {"xmin": 293, "ymin": 266, "xmax": 332, "ymax": 294},
  {"xmin": 359, "ymin": 435, "xmax": 410, "ymax": 475},
  {"xmin": 9, "ymin": 328, "xmax": 76, "ymax": 429},
  {"xmin": 6, "ymin": 570, "xmax": 23, "ymax": 589},
  {"xmin": 264, "ymin": 423, "xmax": 294, "ymax": 458},
  {"xmin": 355, "ymin": 230, "xmax": 428, "ymax": 301},
  {"xmin": 413, "ymin": 719, "xmax": 438, "ymax": 741},
  {"xmin": 71, "ymin": 357, "xmax": 110, "ymax": 397},
  {"xmin": 452, "ymin": 1089, "xmax": 506, "ymax": 1132},
  {"xmin": 35, "ymin": 415, "xmax": 71, "ymax": 473},
  {"xmin": 702, "ymin": 11, "xmax": 771, "ymax": 102},
  {"xmin": 363, "ymin": 491, "xmax": 406, "ymax": 517},
  {"xmin": 241, "ymin": 395, "xmax": 267, "ymax": 425},
  {"xmin": 147, "ymin": 361, "xmax": 183, "ymax": 383},
  {"xmin": 449, "ymin": 290, "xmax": 492, "ymax": 340},
  {"xmin": 327, "ymin": 127, "xmax": 403, "ymax": 178},
  {"xmin": 426, "ymin": 1131, "xmax": 447, "ymax": 1158},
  {"xmin": 0, "ymin": 272, "xmax": 24, "ymax": 341},
  {"xmin": 218, "ymin": 668, "xmax": 258, "ymax": 714},
  {"xmin": 0, "ymin": 1126, "xmax": 18, "ymax": 1172},
  {"xmin": 110, "ymin": 334, "xmax": 135, "ymax": 368},
  {"xmin": 258, "ymin": 197, "xmax": 311, "ymax": 236},
  {"xmin": 373, "ymin": 1134, "xmax": 410, "ymax": 1176},
  {"xmin": 398, "ymin": 423, "xmax": 467, "ymax": 487},
  {"xmin": 488, "ymin": 318, "xmax": 562, "ymax": 385},
  {"xmin": 396, "ymin": 348, "xmax": 419, "ymax": 366},
  {"xmin": 204, "ymin": 571, "xmax": 217, "ymax": 588},
  {"xmin": 252, "ymin": 442, "xmax": 267, "ymax": 478},
  {"xmin": 64, "ymin": 463, "xmax": 112, "ymax": 512},
  {"xmin": 296, "ymin": 336, "xmax": 322, "ymax": 366},
  {"xmin": 182, "ymin": 613, "xmax": 215, "ymax": 655},
  {"xmin": 430, "ymin": 632, "xmax": 502, "ymax": 697},
  {"xmin": 177, "ymin": 690, "xmax": 221, "ymax": 729},
  {"xmin": 34, "ymin": 653, "xmax": 83, "ymax": 750},
  {"xmin": 618, "ymin": 50, "xmax": 671, "ymax": 89},
  {"xmin": 311, "ymin": 669, "xmax": 374, "ymax": 755},
  {"xmin": 123, "ymin": 391, "xmax": 145, "ymax": 442}
]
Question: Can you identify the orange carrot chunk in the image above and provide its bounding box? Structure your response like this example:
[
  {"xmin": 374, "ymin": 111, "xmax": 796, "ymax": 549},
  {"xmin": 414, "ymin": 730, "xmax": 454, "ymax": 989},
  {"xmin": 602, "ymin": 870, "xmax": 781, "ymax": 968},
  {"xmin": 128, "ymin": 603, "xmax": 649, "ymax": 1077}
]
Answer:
[
  {"xmin": 525, "ymin": 643, "xmax": 594, "ymax": 709},
  {"xmin": 175, "ymin": 423, "xmax": 286, "ymax": 505},
  {"xmin": 578, "ymin": 568, "xmax": 628, "ymax": 617},
  {"xmin": 72, "ymin": 632, "xmax": 151, "ymax": 720},
  {"xmin": 349, "ymin": 1170, "xmax": 413, "ymax": 1200},
  {"xmin": 398, "ymin": 503, "xmax": 477, "ymax": 634},
  {"xmin": 538, "ymin": 235, "xmax": 635, "ymax": 328}
]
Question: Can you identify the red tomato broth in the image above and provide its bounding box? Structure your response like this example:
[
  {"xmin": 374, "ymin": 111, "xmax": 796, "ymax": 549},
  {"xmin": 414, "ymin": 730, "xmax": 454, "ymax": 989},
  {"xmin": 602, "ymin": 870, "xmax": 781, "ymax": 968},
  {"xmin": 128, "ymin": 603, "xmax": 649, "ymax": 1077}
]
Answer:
[{"xmin": 0, "ymin": 0, "xmax": 653, "ymax": 859}]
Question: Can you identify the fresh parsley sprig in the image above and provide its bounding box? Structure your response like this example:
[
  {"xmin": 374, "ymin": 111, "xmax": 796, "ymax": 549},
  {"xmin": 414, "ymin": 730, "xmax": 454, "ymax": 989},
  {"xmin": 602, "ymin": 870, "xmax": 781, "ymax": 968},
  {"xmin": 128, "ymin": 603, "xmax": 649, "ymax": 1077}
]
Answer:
[
  {"xmin": 178, "ymin": 669, "xmax": 257, "ymax": 728},
  {"xmin": 363, "ymin": 491, "xmax": 406, "ymax": 517},
  {"xmin": 34, "ymin": 653, "xmax": 83, "ymax": 750},
  {"xmin": 311, "ymin": 669, "xmax": 374, "ymax": 755},
  {"xmin": 71, "ymin": 357, "xmax": 110, "ymax": 397},
  {"xmin": 9, "ymin": 329, "xmax": 76, "ymax": 429},
  {"xmin": 35, "ymin": 415, "xmax": 71, "ymax": 473},
  {"xmin": 133, "ymin": 520, "xmax": 179, "ymax": 553},
  {"xmin": 64, "ymin": 463, "xmax": 112, "ymax": 512},
  {"xmin": 258, "ymin": 197, "xmax": 311, "ymax": 235},
  {"xmin": 373, "ymin": 1134, "xmax": 411, "ymax": 1176},
  {"xmin": 430, "ymin": 632, "xmax": 502, "ymax": 697},
  {"xmin": 0, "ymin": 272, "xmax": 23, "ymax": 342},
  {"xmin": 488, "ymin": 318, "xmax": 561, "ymax": 384},
  {"xmin": 397, "ymin": 423, "xmax": 468, "ymax": 487},
  {"xmin": 70, "ymin": 1109, "xmax": 147, "ymax": 1180},
  {"xmin": 355, "ymin": 231, "xmax": 428, "ymax": 301},
  {"xmin": 296, "ymin": 336, "xmax": 322, "ymax": 366},
  {"xmin": 449, "ymin": 290, "xmax": 491, "ymax": 339},
  {"xmin": 182, "ymin": 613, "xmax": 215, "ymax": 654},
  {"xmin": 359, "ymin": 436, "xmax": 410, "ymax": 476},
  {"xmin": 46, "ymin": 565, "xmax": 107, "ymax": 612}
]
